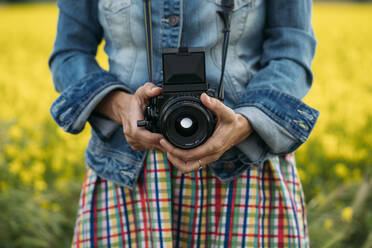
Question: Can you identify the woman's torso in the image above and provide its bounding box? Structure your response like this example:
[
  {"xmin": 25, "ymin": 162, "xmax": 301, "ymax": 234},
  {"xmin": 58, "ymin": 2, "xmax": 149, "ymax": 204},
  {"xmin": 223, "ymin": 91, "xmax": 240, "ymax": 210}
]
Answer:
[{"xmin": 98, "ymin": 0, "xmax": 266, "ymax": 108}]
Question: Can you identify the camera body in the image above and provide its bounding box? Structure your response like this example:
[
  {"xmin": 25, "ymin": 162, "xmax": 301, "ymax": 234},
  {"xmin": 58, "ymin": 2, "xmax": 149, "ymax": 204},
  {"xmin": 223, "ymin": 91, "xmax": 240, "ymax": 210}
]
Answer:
[{"xmin": 137, "ymin": 47, "xmax": 217, "ymax": 149}]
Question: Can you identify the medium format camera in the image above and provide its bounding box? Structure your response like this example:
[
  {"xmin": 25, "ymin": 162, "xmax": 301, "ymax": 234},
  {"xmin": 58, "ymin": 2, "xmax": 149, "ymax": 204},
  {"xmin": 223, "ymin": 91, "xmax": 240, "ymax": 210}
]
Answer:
[{"xmin": 137, "ymin": 47, "xmax": 217, "ymax": 149}]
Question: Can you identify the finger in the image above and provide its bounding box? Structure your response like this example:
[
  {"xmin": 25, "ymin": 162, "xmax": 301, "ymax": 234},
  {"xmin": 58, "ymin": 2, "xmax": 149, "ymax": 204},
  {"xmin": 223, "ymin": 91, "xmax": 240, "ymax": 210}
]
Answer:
[
  {"xmin": 127, "ymin": 134, "xmax": 164, "ymax": 152},
  {"xmin": 125, "ymin": 124, "xmax": 164, "ymax": 146},
  {"xmin": 168, "ymin": 152, "xmax": 219, "ymax": 174},
  {"xmin": 153, "ymin": 145, "xmax": 166, "ymax": 152},
  {"xmin": 130, "ymin": 144, "xmax": 146, "ymax": 151},
  {"xmin": 200, "ymin": 93, "xmax": 235, "ymax": 121},
  {"xmin": 160, "ymin": 136, "xmax": 222, "ymax": 162},
  {"xmin": 166, "ymin": 152, "xmax": 199, "ymax": 173},
  {"xmin": 136, "ymin": 82, "xmax": 162, "ymax": 100},
  {"xmin": 159, "ymin": 138, "xmax": 207, "ymax": 161},
  {"xmin": 196, "ymin": 153, "xmax": 221, "ymax": 166},
  {"xmin": 145, "ymin": 141, "xmax": 167, "ymax": 152},
  {"xmin": 135, "ymin": 129, "xmax": 164, "ymax": 144}
]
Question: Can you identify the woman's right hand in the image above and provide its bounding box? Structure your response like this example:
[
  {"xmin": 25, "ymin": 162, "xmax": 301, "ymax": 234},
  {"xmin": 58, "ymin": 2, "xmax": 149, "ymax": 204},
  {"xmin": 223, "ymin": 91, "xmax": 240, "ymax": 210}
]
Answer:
[{"xmin": 96, "ymin": 82, "xmax": 165, "ymax": 151}]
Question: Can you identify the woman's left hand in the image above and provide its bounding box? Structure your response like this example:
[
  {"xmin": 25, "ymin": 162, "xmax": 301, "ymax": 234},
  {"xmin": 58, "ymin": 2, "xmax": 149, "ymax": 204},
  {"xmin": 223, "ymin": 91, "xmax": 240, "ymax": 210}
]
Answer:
[{"xmin": 160, "ymin": 93, "xmax": 253, "ymax": 173}]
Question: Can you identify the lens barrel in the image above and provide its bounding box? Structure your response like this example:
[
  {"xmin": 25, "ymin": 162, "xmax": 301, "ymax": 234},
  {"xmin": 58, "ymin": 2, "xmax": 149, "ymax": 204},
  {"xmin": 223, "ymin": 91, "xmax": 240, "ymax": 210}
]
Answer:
[{"xmin": 159, "ymin": 96, "xmax": 215, "ymax": 149}]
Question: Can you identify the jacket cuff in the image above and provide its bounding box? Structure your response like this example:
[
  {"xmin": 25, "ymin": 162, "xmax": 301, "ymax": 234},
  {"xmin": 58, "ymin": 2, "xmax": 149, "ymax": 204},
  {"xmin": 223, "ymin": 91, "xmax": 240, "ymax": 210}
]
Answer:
[
  {"xmin": 88, "ymin": 114, "xmax": 121, "ymax": 141},
  {"xmin": 235, "ymin": 107, "xmax": 298, "ymax": 154},
  {"xmin": 234, "ymin": 88, "xmax": 319, "ymax": 154},
  {"xmin": 50, "ymin": 71, "xmax": 131, "ymax": 135},
  {"xmin": 234, "ymin": 131, "xmax": 271, "ymax": 164}
]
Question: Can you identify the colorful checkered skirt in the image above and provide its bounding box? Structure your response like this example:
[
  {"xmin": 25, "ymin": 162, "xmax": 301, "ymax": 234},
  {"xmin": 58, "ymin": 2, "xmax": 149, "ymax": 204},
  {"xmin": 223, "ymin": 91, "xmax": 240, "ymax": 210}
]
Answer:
[{"xmin": 72, "ymin": 150, "xmax": 309, "ymax": 247}]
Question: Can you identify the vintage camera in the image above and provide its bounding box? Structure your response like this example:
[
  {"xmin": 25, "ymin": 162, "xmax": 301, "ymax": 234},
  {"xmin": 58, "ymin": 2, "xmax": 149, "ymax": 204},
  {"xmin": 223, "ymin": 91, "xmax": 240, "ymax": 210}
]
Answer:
[{"xmin": 137, "ymin": 47, "xmax": 217, "ymax": 149}]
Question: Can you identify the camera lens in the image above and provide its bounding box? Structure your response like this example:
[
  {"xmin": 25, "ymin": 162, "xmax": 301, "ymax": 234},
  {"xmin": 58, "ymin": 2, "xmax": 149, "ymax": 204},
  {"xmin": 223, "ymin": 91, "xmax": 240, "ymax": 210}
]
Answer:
[
  {"xmin": 159, "ymin": 96, "xmax": 215, "ymax": 149},
  {"xmin": 175, "ymin": 116, "xmax": 198, "ymax": 137}
]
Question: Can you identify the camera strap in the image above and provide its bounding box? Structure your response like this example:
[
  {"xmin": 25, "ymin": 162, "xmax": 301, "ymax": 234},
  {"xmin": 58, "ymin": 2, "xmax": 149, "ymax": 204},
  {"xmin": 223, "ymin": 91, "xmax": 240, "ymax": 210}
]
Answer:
[
  {"xmin": 217, "ymin": 0, "xmax": 234, "ymax": 101},
  {"xmin": 143, "ymin": 0, "xmax": 154, "ymax": 82},
  {"xmin": 143, "ymin": 0, "xmax": 233, "ymax": 101}
]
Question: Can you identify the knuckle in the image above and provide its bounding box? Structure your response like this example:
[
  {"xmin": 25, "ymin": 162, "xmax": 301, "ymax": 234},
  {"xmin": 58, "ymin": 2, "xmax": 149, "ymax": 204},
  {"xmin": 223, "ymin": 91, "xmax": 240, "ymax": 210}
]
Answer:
[
  {"xmin": 125, "ymin": 133, "xmax": 133, "ymax": 141},
  {"xmin": 135, "ymin": 86, "xmax": 144, "ymax": 95},
  {"xmin": 210, "ymin": 143, "xmax": 218, "ymax": 152},
  {"xmin": 184, "ymin": 154, "xmax": 193, "ymax": 161},
  {"xmin": 144, "ymin": 82, "xmax": 153, "ymax": 89},
  {"xmin": 150, "ymin": 136, "xmax": 160, "ymax": 144},
  {"xmin": 150, "ymin": 145, "xmax": 159, "ymax": 151},
  {"xmin": 211, "ymin": 154, "xmax": 220, "ymax": 162},
  {"xmin": 131, "ymin": 129, "xmax": 139, "ymax": 138},
  {"xmin": 123, "ymin": 126, "xmax": 132, "ymax": 136},
  {"xmin": 169, "ymin": 147, "xmax": 176, "ymax": 154},
  {"xmin": 207, "ymin": 145, "xmax": 215, "ymax": 153},
  {"xmin": 215, "ymin": 140, "xmax": 223, "ymax": 148}
]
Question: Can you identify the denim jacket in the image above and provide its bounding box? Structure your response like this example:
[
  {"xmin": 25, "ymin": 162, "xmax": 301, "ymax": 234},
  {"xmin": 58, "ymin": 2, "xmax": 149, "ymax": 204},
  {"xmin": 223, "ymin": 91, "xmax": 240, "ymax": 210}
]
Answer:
[{"xmin": 49, "ymin": 0, "xmax": 319, "ymax": 189}]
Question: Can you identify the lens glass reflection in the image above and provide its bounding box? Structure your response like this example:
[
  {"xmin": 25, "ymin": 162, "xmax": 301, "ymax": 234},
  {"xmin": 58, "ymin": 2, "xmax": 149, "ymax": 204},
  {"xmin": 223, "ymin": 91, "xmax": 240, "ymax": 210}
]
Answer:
[
  {"xmin": 175, "ymin": 115, "xmax": 198, "ymax": 137},
  {"xmin": 180, "ymin": 117, "xmax": 193, "ymax": 129}
]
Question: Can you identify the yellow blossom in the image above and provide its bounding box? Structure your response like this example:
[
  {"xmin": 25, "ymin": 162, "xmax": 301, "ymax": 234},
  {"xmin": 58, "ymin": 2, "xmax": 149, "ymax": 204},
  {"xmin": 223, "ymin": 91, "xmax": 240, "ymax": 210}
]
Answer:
[
  {"xmin": 8, "ymin": 125, "xmax": 22, "ymax": 141},
  {"xmin": 9, "ymin": 160, "xmax": 22, "ymax": 175},
  {"xmin": 4, "ymin": 144, "xmax": 18, "ymax": 158},
  {"xmin": 34, "ymin": 180, "xmax": 47, "ymax": 192},
  {"xmin": 52, "ymin": 203, "xmax": 61, "ymax": 212},
  {"xmin": 19, "ymin": 170, "xmax": 33, "ymax": 185},
  {"xmin": 0, "ymin": 181, "xmax": 8, "ymax": 191},
  {"xmin": 334, "ymin": 163, "xmax": 349, "ymax": 180},
  {"xmin": 324, "ymin": 219, "xmax": 334, "ymax": 230},
  {"xmin": 41, "ymin": 200, "xmax": 50, "ymax": 209},
  {"xmin": 31, "ymin": 161, "xmax": 45, "ymax": 176},
  {"xmin": 352, "ymin": 169, "xmax": 362, "ymax": 182},
  {"xmin": 341, "ymin": 207, "xmax": 353, "ymax": 222},
  {"xmin": 297, "ymin": 169, "xmax": 307, "ymax": 182}
]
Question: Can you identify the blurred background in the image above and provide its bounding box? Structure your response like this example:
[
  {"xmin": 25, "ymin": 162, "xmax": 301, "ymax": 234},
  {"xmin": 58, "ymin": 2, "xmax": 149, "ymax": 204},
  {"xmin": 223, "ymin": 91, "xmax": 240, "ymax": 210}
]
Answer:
[{"xmin": 0, "ymin": 0, "xmax": 371, "ymax": 247}]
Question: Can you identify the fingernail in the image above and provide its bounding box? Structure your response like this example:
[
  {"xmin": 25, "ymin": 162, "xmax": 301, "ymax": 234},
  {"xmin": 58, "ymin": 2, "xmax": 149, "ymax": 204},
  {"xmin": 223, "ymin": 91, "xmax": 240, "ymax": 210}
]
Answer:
[
  {"xmin": 203, "ymin": 93, "xmax": 210, "ymax": 103},
  {"xmin": 151, "ymin": 87, "xmax": 158, "ymax": 91}
]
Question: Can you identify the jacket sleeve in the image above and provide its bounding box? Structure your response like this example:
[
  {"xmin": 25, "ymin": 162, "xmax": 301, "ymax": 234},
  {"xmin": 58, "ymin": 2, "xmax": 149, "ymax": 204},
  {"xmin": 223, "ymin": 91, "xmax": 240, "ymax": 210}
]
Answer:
[
  {"xmin": 233, "ymin": 0, "xmax": 319, "ymax": 164},
  {"xmin": 49, "ymin": 0, "xmax": 131, "ymax": 140}
]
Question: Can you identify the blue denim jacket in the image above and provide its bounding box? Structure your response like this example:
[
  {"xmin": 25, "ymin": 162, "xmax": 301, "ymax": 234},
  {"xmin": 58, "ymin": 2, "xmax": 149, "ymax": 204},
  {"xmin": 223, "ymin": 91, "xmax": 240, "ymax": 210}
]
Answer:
[{"xmin": 49, "ymin": 0, "xmax": 319, "ymax": 189}]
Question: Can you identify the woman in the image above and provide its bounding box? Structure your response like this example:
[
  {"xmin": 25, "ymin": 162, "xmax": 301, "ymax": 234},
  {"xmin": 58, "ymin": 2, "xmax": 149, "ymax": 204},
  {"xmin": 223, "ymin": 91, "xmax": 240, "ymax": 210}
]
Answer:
[{"xmin": 49, "ymin": 0, "xmax": 319, "ymax": 247}]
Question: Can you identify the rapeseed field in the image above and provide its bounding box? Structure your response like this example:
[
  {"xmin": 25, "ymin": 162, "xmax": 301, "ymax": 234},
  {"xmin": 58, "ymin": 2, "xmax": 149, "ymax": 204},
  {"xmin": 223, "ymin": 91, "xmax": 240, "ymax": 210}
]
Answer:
[{"xmin": 0, "ymin": 3, "xmax": 371, "ymax": 247}]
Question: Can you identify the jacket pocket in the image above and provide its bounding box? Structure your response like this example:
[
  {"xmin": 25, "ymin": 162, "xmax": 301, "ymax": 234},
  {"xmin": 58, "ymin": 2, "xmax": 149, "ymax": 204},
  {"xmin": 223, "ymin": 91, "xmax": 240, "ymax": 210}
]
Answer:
[
  {"xmin": 98, "ymin": 0, "xmax": 137, "ymax": 83},
  {"xmin": 101, "ymin": 0, "xmax": 131, "ymax": 13}
]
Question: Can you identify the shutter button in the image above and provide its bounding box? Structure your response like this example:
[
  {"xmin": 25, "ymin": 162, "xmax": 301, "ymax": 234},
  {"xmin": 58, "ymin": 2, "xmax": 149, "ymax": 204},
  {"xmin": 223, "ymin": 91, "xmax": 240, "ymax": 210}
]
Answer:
[
  {"xmin": 168, "ymin": 15, "xmax": 179, "ymax": 27},
  {"xmin": 223, "ymin": 162, "xmax": 235, "ymax": 173}
]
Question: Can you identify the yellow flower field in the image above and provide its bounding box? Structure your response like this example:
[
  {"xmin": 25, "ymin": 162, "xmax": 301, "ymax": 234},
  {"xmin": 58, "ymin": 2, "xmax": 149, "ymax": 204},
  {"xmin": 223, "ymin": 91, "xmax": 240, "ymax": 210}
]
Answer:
[{"xmin": 0, "ymin": 3, "xmax": 371, "ymax": 247}]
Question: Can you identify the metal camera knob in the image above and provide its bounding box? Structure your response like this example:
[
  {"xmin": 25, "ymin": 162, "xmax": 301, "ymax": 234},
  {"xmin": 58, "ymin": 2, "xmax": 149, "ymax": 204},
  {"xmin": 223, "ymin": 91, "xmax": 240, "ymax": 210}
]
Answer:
[
  {"xmin": 137, "ymin": 120, "xmax": 149, "ymax": 127},
  {"xmin": 147, "ymin": 106, "xmax": 158, "ymax": 119},
  {"xmin": 206, "ymin": 88, "xmax": 216, "ymax": 97}
]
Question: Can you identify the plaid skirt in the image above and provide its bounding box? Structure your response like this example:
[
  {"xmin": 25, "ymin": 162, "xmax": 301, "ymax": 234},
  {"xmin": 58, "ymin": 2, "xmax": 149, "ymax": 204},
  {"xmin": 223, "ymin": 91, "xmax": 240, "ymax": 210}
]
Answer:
[{"xmin": 72, "ymin": 150, "xmax": 309, "ymax": 247}]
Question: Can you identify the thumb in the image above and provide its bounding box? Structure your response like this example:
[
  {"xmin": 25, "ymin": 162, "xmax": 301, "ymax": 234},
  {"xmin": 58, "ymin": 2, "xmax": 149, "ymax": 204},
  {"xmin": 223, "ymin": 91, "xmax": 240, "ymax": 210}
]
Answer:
[
  {"xmin": 200, "ymin": 93, "xmax": 234, "ymax": 120},
  {"xmin": 137, "ymin": 82, "xmax": 162, "ymax": 100}
]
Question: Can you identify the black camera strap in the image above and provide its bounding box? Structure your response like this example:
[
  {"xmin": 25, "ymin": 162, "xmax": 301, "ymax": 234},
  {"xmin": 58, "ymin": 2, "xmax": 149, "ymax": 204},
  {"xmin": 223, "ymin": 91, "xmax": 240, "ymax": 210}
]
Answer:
[
  {"xmin": 217, "ymin": 0, "xmax": 234, "ymax": 101},
  {"xmin": 143, "ymin": 0, "xmax": 234, "ymax": 101},
  {"xmin": 143, "ymin": 0, "xmax": 154, "ymax": 82}
]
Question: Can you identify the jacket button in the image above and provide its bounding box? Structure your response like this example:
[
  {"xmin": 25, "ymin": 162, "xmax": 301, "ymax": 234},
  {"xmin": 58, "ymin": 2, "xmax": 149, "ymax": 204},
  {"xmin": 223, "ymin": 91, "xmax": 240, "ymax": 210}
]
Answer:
[
  {"xmin": 223, "ymin": 162, "xmax": 235, "ymax": 173},
  {"xmin": 168, "ymin": 15, "xmax": 179, "ymax": 27}
]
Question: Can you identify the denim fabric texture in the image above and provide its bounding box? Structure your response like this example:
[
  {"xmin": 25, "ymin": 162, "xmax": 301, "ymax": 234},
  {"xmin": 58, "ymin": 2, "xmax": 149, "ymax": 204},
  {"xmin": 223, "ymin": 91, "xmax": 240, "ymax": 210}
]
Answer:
[{"xmin": 49, "ymin": 0, "xmax": 319, "ymax": 189}]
